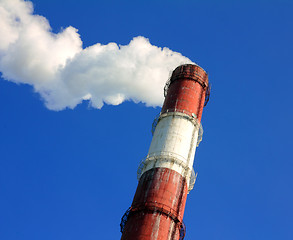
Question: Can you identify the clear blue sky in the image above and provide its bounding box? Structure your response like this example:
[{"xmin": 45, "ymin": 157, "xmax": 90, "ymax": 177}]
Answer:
[{"xmin": 0, "ymin": 0, "xmax": 293, "ymax": 239}]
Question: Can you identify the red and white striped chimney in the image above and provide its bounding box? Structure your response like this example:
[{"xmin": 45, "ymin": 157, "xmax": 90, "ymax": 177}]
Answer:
[{"xmin": 121, "ymin": 64, "xmax": 209, "ymax": 240}]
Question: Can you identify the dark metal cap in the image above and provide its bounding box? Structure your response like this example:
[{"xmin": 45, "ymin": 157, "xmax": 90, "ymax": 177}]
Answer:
[{"xmin": 169, "ymin": 64, "xmax": 208, "ymax": 89}]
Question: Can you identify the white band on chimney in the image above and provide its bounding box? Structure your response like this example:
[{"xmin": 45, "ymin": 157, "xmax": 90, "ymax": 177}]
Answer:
[{"xmin": 139, "ymin": 112, "xmax": 201, "ymax": 185}]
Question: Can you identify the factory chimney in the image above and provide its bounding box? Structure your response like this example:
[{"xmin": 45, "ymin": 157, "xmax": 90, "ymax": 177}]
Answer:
[{"xmin": 120, "ymin": 64, "xmax": 209, "ymax": 240}]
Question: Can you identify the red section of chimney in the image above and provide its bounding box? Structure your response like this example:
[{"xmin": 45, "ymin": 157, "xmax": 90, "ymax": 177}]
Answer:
[
  {"xmin": 162, "ymin": 64, "xmax": 208, "ymax": 122},
  {"xmin": 121, "ymin": 168, "xmax": 188, "ymax": 240}
]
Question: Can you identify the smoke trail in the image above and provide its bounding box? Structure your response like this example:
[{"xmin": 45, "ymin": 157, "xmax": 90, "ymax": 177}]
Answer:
[{"xmin": 0, "ymin": 0, "xmax": 193, "ymax": 110}]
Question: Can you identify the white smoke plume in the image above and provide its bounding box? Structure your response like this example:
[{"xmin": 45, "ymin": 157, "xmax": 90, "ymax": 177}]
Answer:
[{"xmin": 0, "ymin": 0, "xmax": 193, "ymax": 110}]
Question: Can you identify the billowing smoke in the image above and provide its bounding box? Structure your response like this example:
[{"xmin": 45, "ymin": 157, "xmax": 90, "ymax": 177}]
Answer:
[{"xmin": 0, "ymin": 0, "xmax": 193, "ymax": 110}]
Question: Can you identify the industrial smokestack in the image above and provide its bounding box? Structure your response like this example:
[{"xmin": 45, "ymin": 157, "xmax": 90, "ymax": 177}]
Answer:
[{"xmin": 120, "ymin": 64, "xmax": 209, "ymax": 240}]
